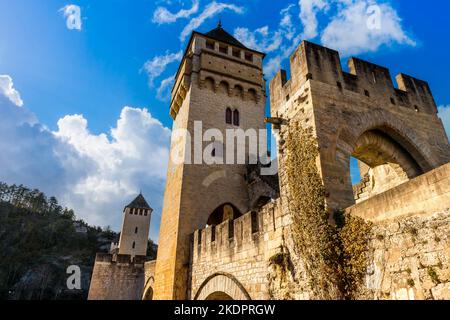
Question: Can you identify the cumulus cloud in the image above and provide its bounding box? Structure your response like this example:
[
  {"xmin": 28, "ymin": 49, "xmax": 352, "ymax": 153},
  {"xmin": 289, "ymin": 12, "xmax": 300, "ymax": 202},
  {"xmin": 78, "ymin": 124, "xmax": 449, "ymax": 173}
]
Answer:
[
  {"xmin": 438, "ymin": 105, "xmax": 450, "ymax": 140},
  {"xmin": 142, "ymin": 50, "xmax": 182, "ymax": 87},
  {"xmin": 53, "ymin": 107, "xmax": 171, "ymax": 237},
  {"xmin": 153, "ymin": 0, "xmax": 199, "ymax": 24},
  {"xmin": 0, "ymin": 93, "xmax": 84, "ymax": 211},
  {"xmin": 0, "ymin": 76, "xmax": 170, "ymax": 240},
  {"xmin": 321, "ymin": 0, "xmax": 416, "ymax": 56},
  {"xmin": 0, "ymin": 75, "xmax": 24, "ymax": 107},
  {"xmin": 60, "ymin": 4, "xmax": 82, "ymax": 31},
  {"xmin": 180, "ymin": 1, "xmax": 244, "ymax": 41}
]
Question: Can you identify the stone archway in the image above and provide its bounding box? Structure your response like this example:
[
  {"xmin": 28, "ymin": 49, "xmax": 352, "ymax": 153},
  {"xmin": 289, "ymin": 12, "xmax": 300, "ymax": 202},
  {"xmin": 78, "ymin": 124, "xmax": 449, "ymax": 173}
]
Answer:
[
  {"xmin": 207, "ymin": 203, "xmax": 242, "ymax": 226},
  {"xmin": 143, "ymin": 287, "xmax": 153, "ymax": 300},
  {"xmin": 323, "ymin": 110, "xmax": 437, "ymax": 210},
  {"xmin": 142, "ymin": 276, "xmax": 154, "ymax": 300},
  {"xmin": 206, "ymin": 292, "xmax": 233, "ymax": 300},
  {"xmin": 193, "ymin": 272, "xmax": 251, "ymax": 300},
  {"xmin": 332, "ymin": 110, "xmax": 435, "ymax": 174},
  {"xmin": 350, "ymin": 130, "xmax": 423, "ymax": 202}
]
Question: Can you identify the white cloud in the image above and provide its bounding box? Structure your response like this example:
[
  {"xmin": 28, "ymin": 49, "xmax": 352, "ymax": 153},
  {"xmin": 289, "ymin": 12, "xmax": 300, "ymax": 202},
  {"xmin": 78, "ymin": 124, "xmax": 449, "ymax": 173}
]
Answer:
[
  {"xmin": 234, "ymin": 26, "xmax": 283, "ymax": 53},
  {"xmin": 234, "ymin": 28, "xmax": 280, "ymax": 68},
  {"xmin": 321, "ymin": 0, "xmax": 416, "ymax": 56},
  {"xmin": 234, "ymin": 5, "xmax": 301, "ymax": 78},
  {"xmin": 53, "ymin": 107, "xmax": 171, "ymax": 233},
  {"xmin": 60, "ymin": 4, "xmax": 82, "ymax": 31},
  {"xmin": 0, "ymin": 75, "xmax": 24, "ymax": 107},
  {"xmin": 0, "ymin": 78, "xmax": 170, "ymax": 240},
  {"xmin": 438, "ymin": 105, "xmax": 450, "ymax": 140},
  {"xmin": 280, "ymin": 4, "xmax": 296, "ymax": 40},
  {"xmin": 153, "ymin": 0, "xmax": 199, "ymax": 24},
  {"xmin": 142, "ymin": 50, "xmax": 182, "ymax": 87},
  {"xmin": 298, "ymin": 0, "xmax": 329, "ymax": 39},
  {"xmin": 180, "ymin": 2, "xmax": 244, "ymax": 41},
  {"xmin": 264, "ymin": 56, "xmax": 284, "ymax": 79},
  {"xmin": 157, "ymin": 76, "xmax": 175, "ymax": 101},
  {"xmin": 252, "ymin": 0, "xmax": 416, "ymax": 78}
]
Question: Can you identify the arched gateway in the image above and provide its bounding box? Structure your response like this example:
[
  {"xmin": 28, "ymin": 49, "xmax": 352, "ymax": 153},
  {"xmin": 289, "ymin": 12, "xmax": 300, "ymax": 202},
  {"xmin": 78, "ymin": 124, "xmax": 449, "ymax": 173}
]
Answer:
[{"xmin": 194, "ymin": 273, "xmax": 251, "ymax": 301}]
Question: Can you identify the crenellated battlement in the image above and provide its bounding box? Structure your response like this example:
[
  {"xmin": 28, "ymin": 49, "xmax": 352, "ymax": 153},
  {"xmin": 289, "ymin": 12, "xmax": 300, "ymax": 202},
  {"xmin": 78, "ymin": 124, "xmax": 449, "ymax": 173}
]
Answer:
[
  {"xmin": 88, "ymin": 253, "xmax": 147, "ymax": 300},
  {"xmin": 269, "ymin": 41, "xmax": 438, "ymax": 116},
  {"xmin": 191, "ymin": 199, "xmax": 288, "ymax": 263},
  {"xmin": 94, "ymin": 253, "xmax": 146, "ymax": 267}
]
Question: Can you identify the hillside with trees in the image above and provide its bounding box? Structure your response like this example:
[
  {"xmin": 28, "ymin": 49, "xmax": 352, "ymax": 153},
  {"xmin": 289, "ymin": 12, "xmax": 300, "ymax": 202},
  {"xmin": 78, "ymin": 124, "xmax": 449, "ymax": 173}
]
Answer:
[{"xmin": 0, "ymin": 182, "xmax": 157, "ymax": 300}]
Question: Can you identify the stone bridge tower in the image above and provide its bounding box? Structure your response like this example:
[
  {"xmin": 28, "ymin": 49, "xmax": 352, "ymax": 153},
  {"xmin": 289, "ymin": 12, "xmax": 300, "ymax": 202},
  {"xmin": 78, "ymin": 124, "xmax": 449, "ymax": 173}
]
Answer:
[
  {"xmin": 118, "ymin": 193, "xmax": 153, "ymax": 257},
  {"xmin": 153, "ymin": 24, "xmax": 266, "ymax": 299},
  {"xmin": 270, "ymin": 41, "xmax": 450, "ymax": 211}
]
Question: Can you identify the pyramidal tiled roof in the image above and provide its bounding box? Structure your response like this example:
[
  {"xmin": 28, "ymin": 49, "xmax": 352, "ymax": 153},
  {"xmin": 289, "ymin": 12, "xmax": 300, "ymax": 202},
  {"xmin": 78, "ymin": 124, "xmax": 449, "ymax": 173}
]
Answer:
[
  {"xmin": 203, "ymin": 24, "xmax": 249, "ymax": 50},
  {"xmin": 125, "ymin": 193, "xmax": 152, "ymax": 210}
]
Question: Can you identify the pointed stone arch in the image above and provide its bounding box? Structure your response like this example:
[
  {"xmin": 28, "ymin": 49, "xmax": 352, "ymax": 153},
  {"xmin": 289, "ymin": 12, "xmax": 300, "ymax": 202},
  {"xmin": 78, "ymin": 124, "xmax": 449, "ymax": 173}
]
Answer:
[
  {"xmin": 332, "ymin": 109, "xmax": 434, "ymax": 172},
  {"xmin": 193, "ymin": 272, "xmax": 251, "ymax": 300},
  {"xmin": 142, "ymin": 276, "xmax": 154, "ymax": 300},
  {"xmin": 324, "ymin": 108, "xmax": 436, "ymax": 208},
  {"xmin": 207, "ymin": 203, "xmax": 242, "ymax": 226}
]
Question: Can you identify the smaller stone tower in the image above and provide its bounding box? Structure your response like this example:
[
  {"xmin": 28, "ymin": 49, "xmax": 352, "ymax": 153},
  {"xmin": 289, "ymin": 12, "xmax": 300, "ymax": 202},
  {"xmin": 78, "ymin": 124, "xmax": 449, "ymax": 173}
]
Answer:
[
  {"xmin": 118, "ymin": 193, "xmax": 153, "ymax": 257},
  {"xmin": 88, "ymin": 193, "xmax": 153, "ymax": 300}
]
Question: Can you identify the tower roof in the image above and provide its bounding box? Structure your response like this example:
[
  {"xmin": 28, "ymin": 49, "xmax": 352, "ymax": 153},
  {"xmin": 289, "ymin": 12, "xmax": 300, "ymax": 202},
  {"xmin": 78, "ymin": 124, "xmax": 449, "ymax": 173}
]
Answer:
[
  {"xmin": 192, "ymin": 22, "xmax": 265, "ymax": 57},
  {"xmin": 203, "ymin": 23, "xmax": 249, "ymax": 50},
  {"xmin": 125, "ymin": 193, "xmax": 152, "ymax": 210}
]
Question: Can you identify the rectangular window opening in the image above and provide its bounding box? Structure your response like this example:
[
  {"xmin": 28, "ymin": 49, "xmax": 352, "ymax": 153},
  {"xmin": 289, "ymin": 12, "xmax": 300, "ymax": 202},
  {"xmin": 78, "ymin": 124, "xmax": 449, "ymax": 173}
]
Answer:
[
  {"xmin": 219, "ymin": 45, "xmax": 228, "ymax": 54},
  {"xmin": 211, "ymin": 226, "xmax": 216, "ymax": 242},
  {"xmin": 251, "ymin": 211, "xmax": 259, "ymax": 233},
  {"xmin": 206, "ymin": 41, "xmax": 215, "ymax": 50}
]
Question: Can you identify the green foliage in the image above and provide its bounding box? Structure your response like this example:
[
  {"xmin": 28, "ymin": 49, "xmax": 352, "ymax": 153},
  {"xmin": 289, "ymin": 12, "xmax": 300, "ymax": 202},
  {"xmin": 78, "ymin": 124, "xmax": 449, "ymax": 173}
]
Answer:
[
  {"xmin": 427, "ymin": 267, "xmax": 441, "ymax": 285},
  {"xmin": 147, "ymin": 239, "xmax": 158, "ymax": 260},
  {"xmin": 284, "ymin": 122, "xmax": 342, "ymax": 299},
  {"xmin": 0, "ymin": 182, "xmax": 118, "ymax": 300},
  {"xmin": 283, "ymin": 121, "xmax": 372, "ymax": 300},
  {"xmin": 335, "ymin": 211, "xmax": 372, "ymax": 298}
]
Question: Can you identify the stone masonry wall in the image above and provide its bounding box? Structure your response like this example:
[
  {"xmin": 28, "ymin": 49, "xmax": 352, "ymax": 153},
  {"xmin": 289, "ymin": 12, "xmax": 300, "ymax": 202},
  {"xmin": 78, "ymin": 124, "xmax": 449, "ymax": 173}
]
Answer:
[
  {"xmin": 88, "ymin": 253, "xmax": 145, "ymax": 300},
  {"xmin": 189, "ymin": 200, "xmax": 290, "ymax": 300},
  {"xmin": 190, "ymin": 163, "xmax": 450, "ymax": 300},
  {"xmin": 362, "ymin": 210, "xmax": 449, "ymax": 300},
  {"xmin": 154, "ymin": 31, "xmax": 267, "ymax": 300}
]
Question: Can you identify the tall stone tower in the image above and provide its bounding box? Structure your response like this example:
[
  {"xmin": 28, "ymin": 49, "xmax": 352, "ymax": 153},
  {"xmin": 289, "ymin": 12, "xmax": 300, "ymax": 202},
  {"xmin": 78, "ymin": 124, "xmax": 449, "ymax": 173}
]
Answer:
[
  {"xmin": 118, "ymin": 193, "xmax": 153, "ymax": 257},
  {"xmin": 153, "ymin": 24, "xmax": 266, "ymax": 300}
]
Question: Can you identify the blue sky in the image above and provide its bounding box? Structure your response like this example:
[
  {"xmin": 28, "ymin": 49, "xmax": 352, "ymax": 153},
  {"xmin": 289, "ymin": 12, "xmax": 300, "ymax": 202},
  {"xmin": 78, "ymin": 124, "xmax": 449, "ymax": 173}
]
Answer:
[{"xmin": 1, "ymin": 0, "xmax": 449, "ymax": 242}]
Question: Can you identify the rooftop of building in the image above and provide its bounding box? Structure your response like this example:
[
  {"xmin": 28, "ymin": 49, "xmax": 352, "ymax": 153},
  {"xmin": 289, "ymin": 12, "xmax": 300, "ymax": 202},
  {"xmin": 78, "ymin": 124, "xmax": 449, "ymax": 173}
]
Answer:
[
  {"xmin": 194, "ymin": 21, "xmax": 265, "ymax": 57},
  {"xmin": 125, "ymin": 193, "xmax": 152, "ymax": 210}
]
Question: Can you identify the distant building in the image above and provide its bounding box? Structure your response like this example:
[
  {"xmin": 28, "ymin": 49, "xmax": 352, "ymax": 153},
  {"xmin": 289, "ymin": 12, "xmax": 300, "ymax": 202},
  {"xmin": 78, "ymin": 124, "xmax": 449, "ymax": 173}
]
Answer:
[{"xmin": 88, "ymin": 193, "xmax": 155, "ymax": 300}]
